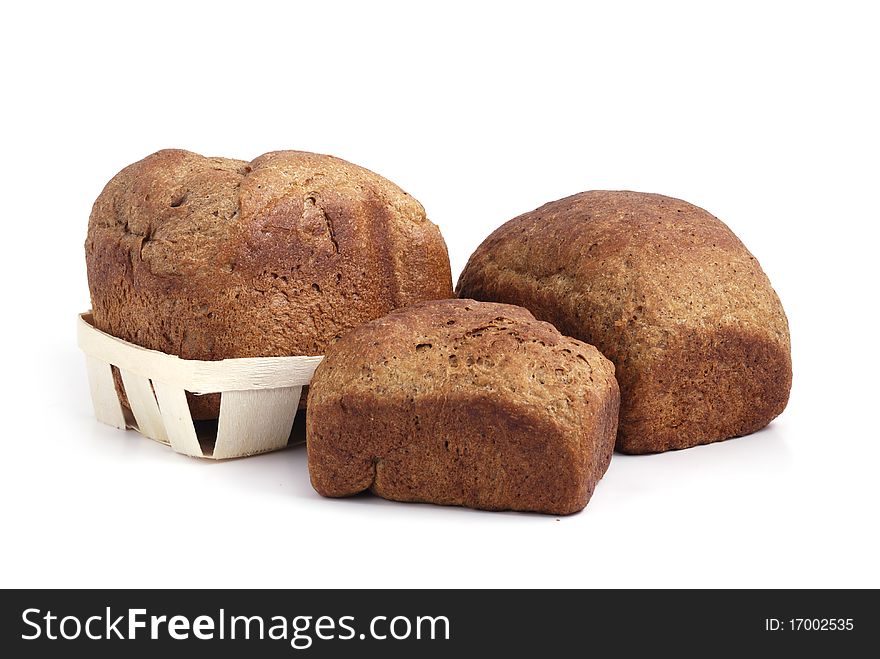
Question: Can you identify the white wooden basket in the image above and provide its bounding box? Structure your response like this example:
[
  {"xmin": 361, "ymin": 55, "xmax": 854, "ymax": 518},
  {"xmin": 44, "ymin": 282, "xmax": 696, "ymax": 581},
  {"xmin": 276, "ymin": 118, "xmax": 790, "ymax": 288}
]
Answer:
[{"xmin": 77, "ymin": 312, "xmax": 323, "ymax": 459}]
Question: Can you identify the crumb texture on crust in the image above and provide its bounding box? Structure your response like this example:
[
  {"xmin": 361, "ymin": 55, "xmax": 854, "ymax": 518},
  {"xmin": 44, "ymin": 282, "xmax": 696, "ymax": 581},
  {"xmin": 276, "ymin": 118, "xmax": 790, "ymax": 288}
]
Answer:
[
  {"xmin": 456, "ymin": 190, "xmax": 792, "ymax": 453},
  {"xmin": 86, "ymin": 149, "xmax": 453, "ymax": 418},
  {"xmin": 306, "ymin": 299, "xmax": 619, "ymax": 515}
]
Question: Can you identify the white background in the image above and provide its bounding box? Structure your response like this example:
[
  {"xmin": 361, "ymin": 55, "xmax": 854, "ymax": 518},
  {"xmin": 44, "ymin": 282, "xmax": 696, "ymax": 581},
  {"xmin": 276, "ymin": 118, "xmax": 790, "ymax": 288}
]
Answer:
[{"xmin": 1, "ymin": 1, "xmax": 878, "ymax": 588}]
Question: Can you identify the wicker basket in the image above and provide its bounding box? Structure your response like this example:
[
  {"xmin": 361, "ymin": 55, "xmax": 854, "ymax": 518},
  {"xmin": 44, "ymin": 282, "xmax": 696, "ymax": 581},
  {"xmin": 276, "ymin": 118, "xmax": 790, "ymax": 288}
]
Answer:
[{"xmin": 77, "ymin": 312, "xmax": 322, "ymax": 459}]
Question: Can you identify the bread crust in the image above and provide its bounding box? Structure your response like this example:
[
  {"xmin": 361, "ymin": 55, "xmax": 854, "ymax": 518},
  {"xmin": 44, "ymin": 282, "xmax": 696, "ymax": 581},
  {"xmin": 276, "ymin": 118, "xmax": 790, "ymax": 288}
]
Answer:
[
  {"xmin": 457, "ymin": 191, "xmax": 791, "ymax": 453},
  {"xmin": 86, "ymin": 149, "xmax": 453, "ymax": 418},
  {"xmin": 306, "ymin": 299, "xmax": 619, "ymax": 515}
]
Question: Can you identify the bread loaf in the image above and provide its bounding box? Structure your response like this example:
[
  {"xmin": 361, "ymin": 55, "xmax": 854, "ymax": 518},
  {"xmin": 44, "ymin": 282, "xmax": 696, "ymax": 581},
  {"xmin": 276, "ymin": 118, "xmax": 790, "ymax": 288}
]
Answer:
[
  {"xmin": 86, "ymin": 149, "xmax": 453, "ymax": 419},
  {"xmin": 457, "ymin": 191, "xmax": 791, "ymax": 454},
  {"xmin": 306, "ymin": 299, "xmax": 619, "ymax": 514}
]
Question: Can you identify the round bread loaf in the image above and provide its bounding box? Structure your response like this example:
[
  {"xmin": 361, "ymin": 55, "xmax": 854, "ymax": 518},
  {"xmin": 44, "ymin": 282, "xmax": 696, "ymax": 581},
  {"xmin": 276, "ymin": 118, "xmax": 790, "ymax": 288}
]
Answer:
[
  {"xmin": 306, "ymin": 299, "xmax": 619, "ymax": 515},
  {"xmin": 457, "ymin": 191, "xmax": 791, "ymax": 454},
  {"xmin": 86, "ymin": 149, "xmax": 453, "ymax": 419}
]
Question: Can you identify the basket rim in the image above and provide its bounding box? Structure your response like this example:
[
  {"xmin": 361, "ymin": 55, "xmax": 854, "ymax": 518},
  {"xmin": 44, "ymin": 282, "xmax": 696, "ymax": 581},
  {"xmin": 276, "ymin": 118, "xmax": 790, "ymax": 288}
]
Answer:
[{"xmin": 77, "ymin": 311, "xmax": 323, "ymax": 393}]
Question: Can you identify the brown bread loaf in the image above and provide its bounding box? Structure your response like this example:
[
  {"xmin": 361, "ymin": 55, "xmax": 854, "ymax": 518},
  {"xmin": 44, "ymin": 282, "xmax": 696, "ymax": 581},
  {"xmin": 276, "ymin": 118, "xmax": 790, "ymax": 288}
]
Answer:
[
  {"xmin": 457, "ymin": 191, "xmax": 791, "ymax": 454},
  {"xmin": 306, "ymin": 299, "xmax": 619, "ymax": 515},
  {"xmin": 86, "ymin": 149, "xmax": 453, "ymax": 419}
]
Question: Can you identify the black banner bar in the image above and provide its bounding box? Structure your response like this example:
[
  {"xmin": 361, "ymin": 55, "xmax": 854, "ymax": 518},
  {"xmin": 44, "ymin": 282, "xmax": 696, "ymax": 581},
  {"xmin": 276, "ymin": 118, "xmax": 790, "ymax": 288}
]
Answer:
[{"xmin": 1, "ymin": 589, "xmax": 875, "ymax": 656}]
